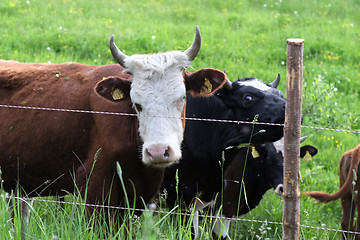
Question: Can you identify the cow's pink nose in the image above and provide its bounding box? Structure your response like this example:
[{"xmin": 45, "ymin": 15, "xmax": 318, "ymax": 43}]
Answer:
[{"xmin": 145, "ymin": 144, "xmax": 171, "ymax": 164}]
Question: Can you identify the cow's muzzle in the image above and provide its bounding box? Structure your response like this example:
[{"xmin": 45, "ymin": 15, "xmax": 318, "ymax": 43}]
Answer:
[{"xmin": 144, "ymin": 144, "xmax": 176, "ymax": 167}]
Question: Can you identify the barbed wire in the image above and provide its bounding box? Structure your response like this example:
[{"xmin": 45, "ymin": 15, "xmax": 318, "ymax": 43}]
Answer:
[
  {"xmin": 0, "ymin": 104, "xmax": 359, "ymax": 134},
  {"xmin": 1, "ymin": 194, "xmax": 358, "ymax": 236}
]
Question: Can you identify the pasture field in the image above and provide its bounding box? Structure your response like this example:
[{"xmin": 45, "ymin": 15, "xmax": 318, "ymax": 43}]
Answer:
[{"xmin": 0, "ymin": 0, "xmax": 359, "ymax": 239}]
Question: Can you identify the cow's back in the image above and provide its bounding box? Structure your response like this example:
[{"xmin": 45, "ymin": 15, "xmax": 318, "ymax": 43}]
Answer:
[{"xmin": 0, "ymin": 61, "xmax": 127, "ymax": 195}]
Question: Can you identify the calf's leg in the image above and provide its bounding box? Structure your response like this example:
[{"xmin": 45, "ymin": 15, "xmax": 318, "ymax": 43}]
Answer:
[
  {"xmin": 355, "ymin": 194, "xmax": 360, "ymax": 240},
  {"xmin": 341, "ymin": 193, "xmax": 355, "ymax": 240}
]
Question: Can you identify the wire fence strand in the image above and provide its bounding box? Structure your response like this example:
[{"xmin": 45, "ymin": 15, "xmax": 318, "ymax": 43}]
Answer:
[
  {"xmin": 0, "ymin": 104, "xmax": 359, "ymax": 134},
  {"xmin": 1, "ymin": 194, "xmax": 359, "ymax": 236}
]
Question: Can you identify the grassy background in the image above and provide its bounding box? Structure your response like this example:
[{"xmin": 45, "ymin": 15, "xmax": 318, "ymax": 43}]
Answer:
[{"xmin": 0, "ymin": 0, "xmax": 359, "ymax": 239}]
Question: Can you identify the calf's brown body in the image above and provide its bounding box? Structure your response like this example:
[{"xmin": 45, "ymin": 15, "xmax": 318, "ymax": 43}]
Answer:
[{"xmin": 304, "ymin": 144, "xmax": 360, "ymax": 239}]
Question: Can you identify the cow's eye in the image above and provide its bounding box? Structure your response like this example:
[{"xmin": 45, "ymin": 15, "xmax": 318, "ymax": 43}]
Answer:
[
  {"xmin": 134, "ymin": 103, "xmax": 143, "ymax": 112},
  {"xmin": 244, "ymin": 95, "xmax": 253, "ymax": 103}
]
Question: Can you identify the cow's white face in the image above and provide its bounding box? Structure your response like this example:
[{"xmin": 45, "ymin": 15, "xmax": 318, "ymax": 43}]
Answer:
[
  {"xmin": 125, "ymin": 51, "xmax": 190, "ymax": 167},
  {"xmin": 95, "ymin": 61, "xmax": 227, "ymax": 167},
  {"xmin": 102, "ymin": 26, "xmax": 227, "ymax": 167}
]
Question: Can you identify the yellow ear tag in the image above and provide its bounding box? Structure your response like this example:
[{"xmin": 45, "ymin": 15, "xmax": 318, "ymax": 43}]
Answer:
[
  {"xmin": 303, "ymin": 151, "xmax": 313, "ymax": 162},
  {"xmin": 112, "ymin": 89, "xmax": 124, "ymax": 100},
  {"xmin": 200, "ymin": 78, "xmax": 213, "ymax": 95},
  {"xmin": 251, "ymin": 146, "xmax": 260, "ymax": 158},
  {"xmin": 102, "ymin": 77, "xmax": 108, "ymax": 80}
]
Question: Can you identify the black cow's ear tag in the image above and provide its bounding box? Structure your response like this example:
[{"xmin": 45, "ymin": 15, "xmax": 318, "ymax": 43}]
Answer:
[
  {"xmin": 200, "ymin": 77, "xmax": 213, "ymax": 95},
  {"xmin": 251, "ymin": 146, "xmax": 260, "ymax": 158},
  {"xmin": 111, "ymin": 88, "xmax": 125, "ymax": 100},
  {"xmin": 303, "ymin": 151, "xmax": 313, "ymax": 162}
]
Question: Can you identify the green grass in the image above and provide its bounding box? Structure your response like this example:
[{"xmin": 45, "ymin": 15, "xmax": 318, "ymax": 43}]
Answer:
[{"xmin": 1, "ymin": 0, "xmax": 360, "ymax": 239}]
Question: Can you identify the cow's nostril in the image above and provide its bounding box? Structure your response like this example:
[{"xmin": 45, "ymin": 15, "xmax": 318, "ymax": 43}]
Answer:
[{"xmin": 164, "ymin": 148, "xmax": 170, "ymax": 158}]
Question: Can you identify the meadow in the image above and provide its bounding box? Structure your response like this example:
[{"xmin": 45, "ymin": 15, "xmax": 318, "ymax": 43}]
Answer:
[{"xmin": 0, "ymin": 0, "xmax": 359, "ymax": 239}]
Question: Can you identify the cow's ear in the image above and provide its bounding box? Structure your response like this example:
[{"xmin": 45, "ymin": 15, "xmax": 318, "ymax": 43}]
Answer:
[
  {"xmin": 184, "ymin": 68, "xmax": 226, "ymax": 96},
  {"xmin": 300, "ymin": 145, "xmax": 318, "ymax": 159},
  {"xmin": 95, "ymin": 76, "xmax": 131, "ymax": 102}
]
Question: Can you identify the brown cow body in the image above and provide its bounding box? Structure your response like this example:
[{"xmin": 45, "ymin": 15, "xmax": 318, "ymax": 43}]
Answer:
[
  {"xmin": 0, "ymin": 61, "xmax": 133, "ymax": 197},
  {"xmin": 0, "ymin": 61, "xmax": 166, "ymax": 235},
  {"xmin": 304, "ymin": 144, "xmax": 360, "ymax": 239},
  {"xmin": 0, "ymin": 61, "xmax": 163, "ymax": 209}
]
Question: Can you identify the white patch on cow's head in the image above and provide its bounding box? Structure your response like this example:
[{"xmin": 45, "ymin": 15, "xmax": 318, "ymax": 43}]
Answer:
[
  {"xmin": 272, "ymin": 137, "xmax": 284, "ymax": 157},
  {"xmin": 239, "ymin": 79, "xmax": 272, "ymax": 92},
  {"xmin": 124, "ymin": 51, "xmax": 190, "ymax": 167}
]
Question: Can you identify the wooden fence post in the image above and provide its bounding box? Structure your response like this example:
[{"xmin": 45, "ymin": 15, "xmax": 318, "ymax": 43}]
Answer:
[{"xmin": 282, "ymin": 38, "xmax": 304, "ymax": 240}]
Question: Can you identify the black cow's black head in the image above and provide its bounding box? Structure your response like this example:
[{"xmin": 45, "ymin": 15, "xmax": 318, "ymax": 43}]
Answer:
[
  {"xmin": 264, "ymin": 137, "xmax": 318, "ymax": 195},
  {"xmin": 262, "ymin": 141, "xmax": 284, "ymax": 195},
  {"xmin": 214, "ymin": 74, "xmax": 286, "ymax": 149}
]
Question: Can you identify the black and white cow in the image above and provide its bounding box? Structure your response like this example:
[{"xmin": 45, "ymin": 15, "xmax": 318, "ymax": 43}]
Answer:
[
  {"xmin": 161, "ymin": 75, "xmax": 286, "ymax": 236},
  {"xmin": 211, "ymin": 137, "xmax": 318, "ymax": 239},
  {"xmin": 162, "ymin": 75, "xmax": 285, "ymax": 208}
]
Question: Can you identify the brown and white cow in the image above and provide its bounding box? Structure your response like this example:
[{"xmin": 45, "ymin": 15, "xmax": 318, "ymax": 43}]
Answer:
[
  {"xmin": 304, "ymin": 144, "xmax": 360, "ymax": 240},
  {"xmin": 0, "ymin": 26, "xmax": 226, "ymax": 236}
]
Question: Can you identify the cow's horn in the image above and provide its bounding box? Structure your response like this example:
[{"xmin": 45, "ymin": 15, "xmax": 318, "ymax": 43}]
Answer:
[
  {"xmin": 223, "ymin": 78, "xmax": 233, "ymax": 91},
  {"xmin": 223, "ymin": 70, "xmax": 233, "ymax": 91},
  {"xmin": 184, "ymin": 25, "xmax": 201, "ymax": 61},
  {"xmin": 269, "ymin": 73, "xmax": 280, "ymax": 88},
  {"xmin": 300, "ymin": 136, "xmax": 307, "ymax": 143},
  {"xmin": 109, "ymin": 35, "xmax": 128, "ymax": 67}
]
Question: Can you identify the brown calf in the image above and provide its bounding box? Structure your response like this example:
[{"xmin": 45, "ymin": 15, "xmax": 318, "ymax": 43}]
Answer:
[{"xmin": 304, "ymin": 144, "xmax": 360, "ymax": 239}]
